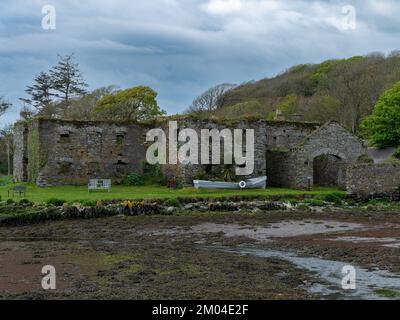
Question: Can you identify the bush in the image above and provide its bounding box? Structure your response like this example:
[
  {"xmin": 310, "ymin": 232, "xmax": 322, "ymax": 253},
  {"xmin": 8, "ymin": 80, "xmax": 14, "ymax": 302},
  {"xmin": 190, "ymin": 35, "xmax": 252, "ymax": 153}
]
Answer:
[
  {"xmin": 124, "ymin": 173, "xmax": 145, "ymax": 186},
  {"xmin": 46, "ymin": 198, "xmax": 66, "ymax": 207},
  {"xmin": 0, "ymin": 176, "xmax": 12, "ymax": 186},
  {"xmin": 394, "ymin": 147, "xmax": 400, "ymax": 160},
  {"xmin": 143, "ymin": 164, "xmax": 166, "ymax": 185},
  {"xmin": 79, "ymin": 199, "xmax": 97, "ymax": 207},
  {"xmin": 284, "ymin": 198, "xmax": 299, "ymax": 206},
  {"xmin": 163, "ymin": 198, "xmax": 182, "ymax": 208},
  {"xmin": 19, "ymin": 199, "xmax": 33, "ymax": 206},
  {"xmin": 304, "ymin": 198, "xmax": 324, "ymax": 206},
  {"xmin": 324, "ymin": 192, "xmax": 345, "ymax": 205}
]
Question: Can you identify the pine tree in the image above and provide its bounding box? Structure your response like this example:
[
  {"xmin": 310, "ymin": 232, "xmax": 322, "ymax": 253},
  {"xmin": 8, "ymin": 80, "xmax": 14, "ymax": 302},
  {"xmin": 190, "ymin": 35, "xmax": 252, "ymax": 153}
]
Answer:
[
  {"xmin": 0, "ymin": 97, "xmax": 11, "ymax": 118},
  {"xmin": 50, "ymin": 53, "xmax": 88, "ymax": 110},
  {"xmin": 24, "ymin": 72, "xmax": 54, "ymax": 115}
]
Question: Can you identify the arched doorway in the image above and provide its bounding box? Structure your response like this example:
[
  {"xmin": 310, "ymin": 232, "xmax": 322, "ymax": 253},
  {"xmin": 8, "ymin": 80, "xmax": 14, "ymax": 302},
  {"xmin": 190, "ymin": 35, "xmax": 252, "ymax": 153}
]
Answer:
[
  {"xmin": 313, "ymin": 155, "xmax": 344, "ymax": 187},
  {"xmin": 311, "ymin": 149, "xmax": 347, "ymax": 188}
]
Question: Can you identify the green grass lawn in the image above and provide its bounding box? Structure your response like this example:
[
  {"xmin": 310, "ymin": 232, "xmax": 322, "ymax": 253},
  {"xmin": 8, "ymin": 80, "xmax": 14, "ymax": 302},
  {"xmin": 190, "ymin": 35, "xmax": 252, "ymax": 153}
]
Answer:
[{"xmin": 0, "ymin": 176, "xmax": 343, "ymax": 204}]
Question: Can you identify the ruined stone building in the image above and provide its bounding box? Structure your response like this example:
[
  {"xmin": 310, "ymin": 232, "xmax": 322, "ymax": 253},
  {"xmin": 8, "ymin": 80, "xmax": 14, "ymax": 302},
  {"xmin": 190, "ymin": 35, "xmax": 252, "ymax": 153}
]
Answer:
[{"xmin": 13, "ymin": 117, "xmax": 368, "ymax": 190}]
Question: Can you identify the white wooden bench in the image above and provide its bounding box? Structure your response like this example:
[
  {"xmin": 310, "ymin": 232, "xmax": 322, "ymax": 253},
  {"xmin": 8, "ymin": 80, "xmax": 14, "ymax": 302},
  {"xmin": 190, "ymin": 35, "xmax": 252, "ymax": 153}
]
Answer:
[{"xmin": 88, "ymin": 179, "xmax": 112, "ymax": 192}]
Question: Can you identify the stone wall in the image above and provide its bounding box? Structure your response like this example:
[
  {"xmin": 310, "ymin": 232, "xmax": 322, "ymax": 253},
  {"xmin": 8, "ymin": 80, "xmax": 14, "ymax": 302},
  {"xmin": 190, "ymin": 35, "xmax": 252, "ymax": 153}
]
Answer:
[
  {"xmin": 13, "ymin": 118, "xmax": 367, "ymax": 189},
  {"xmin": 13, "ymin": 122, "xmax": 28, "ymax": 182},
  {"xmin": 346, "ymin": 162, "xmax": 400, "ymax": 197},
  {"xmin": 288, "ymin": 122, "xmax": 367, "ymax": 189},
  {"xmin": 33, "ymin": 119, "xmax": 148, "ymax": 186},
  {"xmin": 160, "ymin": 119, "xmax": 318, "ymax": 184}
]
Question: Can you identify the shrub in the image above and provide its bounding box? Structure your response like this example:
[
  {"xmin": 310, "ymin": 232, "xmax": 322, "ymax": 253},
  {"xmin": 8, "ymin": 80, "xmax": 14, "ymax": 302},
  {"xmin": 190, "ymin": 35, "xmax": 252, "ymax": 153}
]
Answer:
[
  {"xmin": 124, "ymin": 173, "xmax": 145, "ymax": 186},
  {"xmin": 46, "ymin": 198, "xmax": 66, "ymax": 207},
  {"xmin": 143, "ymin": 164, "xmax": 166, "ymax": 185},
  {"xmin": 284, "ymin": 199, "xmax": 299, "ymax": 206},
  {"xmin": 79, "ymin": 199, "xmax": 97, "ymax": 207},
  {"xmin": 6, "ymin": 199, "xmax": 15, "ymax": 205},
  {"xmin": 0, "ymin": 176, "xmax": 12, "ymax": 186},
  {"xmin": 324, "ymin": 192, "xmax": 344, "ymax": 205},
  {"xmin": 163, "ymin": 198, "xmax": 182, "ymax": 208},
  {"xmin": 304, "ymin": 199, "xmax": 324, "ymax": 206},
  {"xmin": 19, "ymin": 199, "xmax": 33, "ymax": 206},
  {"xmin": 167, "ymin": 177, "xmax": 184, "ymax": 190},
  {"xmin": 394, "ymin": 147, "xmax": 400, "ymax": 160}
]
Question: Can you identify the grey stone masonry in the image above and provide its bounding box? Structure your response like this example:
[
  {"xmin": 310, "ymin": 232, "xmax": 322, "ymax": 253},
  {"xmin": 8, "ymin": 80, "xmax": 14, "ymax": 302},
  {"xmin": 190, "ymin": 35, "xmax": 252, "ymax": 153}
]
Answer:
[
  {"xmin": 346, "ymin": 163, "xmax": 400, "ymax": 197},
  {"xmin": 13, "ymin": 118, "xmax": 369, "ymax": 190}
]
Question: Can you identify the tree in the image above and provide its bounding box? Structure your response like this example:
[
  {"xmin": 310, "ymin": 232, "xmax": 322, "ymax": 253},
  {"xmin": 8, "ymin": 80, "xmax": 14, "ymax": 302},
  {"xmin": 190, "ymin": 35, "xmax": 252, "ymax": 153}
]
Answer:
[
  {"xmin": 361, "ymin": 81, "xmax": 400, "ymax": 147},
  {"xmin": 64, "ymin": 85, "xmax": 119, "ymax": 120},
  {"xmin": 187, "ymin": 83, "xmax": 236, "ymax": 115},
  {"xmin": 0, "ymin": 97, "xmax": 11, "ymax": 118},
  {"xmin": 24, "ymin": 72, "xmax": 54, "ymax": 116},
  {"xmin": 324, "ymin": 57, "xmax": 387, "ymax": 134},
  {"xmin": 216, "ymin": 100, "xmax": 264, "ymax": 118},
  {"xmin": 19, "ymin": 104, "xmax": 35, "ymax": 120},
  {"xmin": 92, "ymin": 86, "xmax": 166, "ymax": 121},
  {"xmin": 276, "ymin": 94, "xmax": 298, "ymax": 119},
  {"xmin": 0, "ymin": 125, "xmax": 14, "ymax": 176},
  {"xmin": 50, "ymin": 53, "xmax": 88, "ymax": 111}
]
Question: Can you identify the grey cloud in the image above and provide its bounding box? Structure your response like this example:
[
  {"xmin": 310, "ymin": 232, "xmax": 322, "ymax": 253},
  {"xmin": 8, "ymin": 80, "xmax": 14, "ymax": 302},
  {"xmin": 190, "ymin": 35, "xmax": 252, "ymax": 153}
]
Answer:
[{"xmin": 0, "ymin": 0, "xmax": 400, "ymax": 127}]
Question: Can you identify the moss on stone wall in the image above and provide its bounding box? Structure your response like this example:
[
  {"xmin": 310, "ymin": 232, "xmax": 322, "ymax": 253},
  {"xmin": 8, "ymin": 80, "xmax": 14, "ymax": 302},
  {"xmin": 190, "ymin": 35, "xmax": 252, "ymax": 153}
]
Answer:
[{"xmin": 27, "ymin": 123, "xmax": 39, "ymax": 183}]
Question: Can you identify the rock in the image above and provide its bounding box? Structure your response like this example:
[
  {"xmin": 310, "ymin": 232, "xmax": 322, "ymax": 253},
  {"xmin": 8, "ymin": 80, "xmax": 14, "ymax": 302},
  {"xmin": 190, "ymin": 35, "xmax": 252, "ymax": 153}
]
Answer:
[{"xmin": 166, "ymin": 207, "xmax": 177, "ymax": 213}]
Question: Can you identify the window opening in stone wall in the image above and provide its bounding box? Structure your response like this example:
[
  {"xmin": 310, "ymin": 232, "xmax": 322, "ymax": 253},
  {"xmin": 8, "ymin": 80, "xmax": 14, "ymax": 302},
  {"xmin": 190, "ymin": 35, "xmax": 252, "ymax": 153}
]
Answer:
[
  {"xmin": 116, "ymin": 134, "xmax": 125, "ymax": 145},
  {"xmin": 60, "ymin": 133, "xmax": 71, "ymax": 143}
]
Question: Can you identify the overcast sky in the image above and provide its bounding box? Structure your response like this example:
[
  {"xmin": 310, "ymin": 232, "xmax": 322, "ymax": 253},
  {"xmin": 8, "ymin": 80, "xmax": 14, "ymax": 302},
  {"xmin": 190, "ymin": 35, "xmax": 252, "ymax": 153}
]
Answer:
[{"xmin": 1, "ymin": 0, "xmax": 400, "ymax": 126}]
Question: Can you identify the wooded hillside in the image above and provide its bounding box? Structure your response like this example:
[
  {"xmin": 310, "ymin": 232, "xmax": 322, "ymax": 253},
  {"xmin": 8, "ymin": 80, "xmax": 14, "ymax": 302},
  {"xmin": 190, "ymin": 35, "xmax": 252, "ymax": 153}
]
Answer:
[{"xmin": 215, "ymin": 52, "xmax": 400, "ymax": 134}]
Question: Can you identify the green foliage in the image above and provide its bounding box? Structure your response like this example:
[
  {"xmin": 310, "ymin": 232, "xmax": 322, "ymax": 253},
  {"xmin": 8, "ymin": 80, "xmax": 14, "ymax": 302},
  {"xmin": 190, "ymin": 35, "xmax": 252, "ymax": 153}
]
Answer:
[
  {"xmin": 19, "ymin": 199, "xmax": 33, "ymax": 206},
  {"xmin": 394, "ymin": 147, "xmax": 400, "ymax": 160},
  {"xmin": 218, "ymin": 100, "xmax": 264, "ymax": 118},
  {"xmin": 93, "ymin": 86, "xmax": 166, "ymax": 122},
  {"xmin": 46, "ymin": 198, "xmax": 66, "ymax": 207},
  {"xmin": 304, "ymin": 198, "xmax": 324, "ymax": 206},
  {"xmin": 289, "ymin": 64, "xmax": 309, "ymax": 74},
  {"xmin": 27, "ymin": 124, "xmax": 40, "ymax": 183},
  {"xmin": 0, "ymin": 182, "xmax": 343, "ymax": 204},
  {"xmin": 277, "ymin": 94, "xmax": 298, "ymax": 118},
  {"xmin": 124, "ymin": 173, "xmax": 145, "ymax": 186},
  {"xmin": 374, "ymin": 288, "xmax": 399, "ymax": 298},
  {"xmin": 324, "ymin": 192, "xmax": 345, "ymax": 205},
  {"xmin": 0, "ymin": 176, "xmax": 12, "ymax": 186},
  {"xmin": 361, "ymin": 81, "xmax": 400, "ymax": 147},
  {"xmin": 143, "ymin": 164, "xmax": 166, "ymax": 185},
  {"xmin": 163, "ymin": 198, "xmax": 182, "ymax": 208},
  {"xmin": 214, "ymin": 53, "xmax": 393, "ymax": 132},
  {"xmin": 79, "ymin": 199, "xmax": 98, "ymax": 207}
]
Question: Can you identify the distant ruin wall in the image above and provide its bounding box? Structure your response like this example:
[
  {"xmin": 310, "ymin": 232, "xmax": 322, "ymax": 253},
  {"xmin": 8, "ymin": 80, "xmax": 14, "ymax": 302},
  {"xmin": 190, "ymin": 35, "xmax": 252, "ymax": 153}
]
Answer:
[
  {"xmin": 13, "ymin": 122, "xmax": 28, "ymax": 182},
  {"xmin": 13, "ymin": 118, "xmax": 368, "ymax": 189},
  {"xmin": 33, "ymin": 119, "xmax": 148, "ymax": 186},
  {"xmin": 346, "ymin": 163, "xmax": 400, "ymax": 197}
]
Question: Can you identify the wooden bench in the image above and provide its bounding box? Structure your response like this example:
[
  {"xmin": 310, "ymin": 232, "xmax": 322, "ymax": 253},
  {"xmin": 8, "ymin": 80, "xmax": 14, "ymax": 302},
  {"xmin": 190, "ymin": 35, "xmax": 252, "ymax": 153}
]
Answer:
[
  {"xmin": 8, "ymin": 185, "xmax": 27, "ymax": 197},
  {"xmin": 88, "ymin": 179, "xmax": 112, "ymax": 192}
]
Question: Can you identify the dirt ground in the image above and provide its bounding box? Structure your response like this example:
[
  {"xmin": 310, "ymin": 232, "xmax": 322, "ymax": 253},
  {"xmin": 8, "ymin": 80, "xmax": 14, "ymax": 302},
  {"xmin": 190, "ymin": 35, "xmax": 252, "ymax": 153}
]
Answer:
[{"xmin": 0, "ymin": 210, "xmax": 399, "ymax": 300}]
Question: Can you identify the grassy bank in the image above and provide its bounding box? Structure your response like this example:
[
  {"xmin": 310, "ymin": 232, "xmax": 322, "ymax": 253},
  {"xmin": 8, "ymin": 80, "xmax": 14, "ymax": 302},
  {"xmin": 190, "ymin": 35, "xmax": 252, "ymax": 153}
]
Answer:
[{"xmin": 0, "ymin": 177, "xmax": 343, "ymax": 204}]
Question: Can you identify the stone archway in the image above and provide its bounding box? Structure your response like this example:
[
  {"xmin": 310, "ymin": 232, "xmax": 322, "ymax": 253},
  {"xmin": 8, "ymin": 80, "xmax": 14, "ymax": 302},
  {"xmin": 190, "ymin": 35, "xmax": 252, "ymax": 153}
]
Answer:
[{"xmin": 311, "ymin": 149, "xmax": 347, "ymax": 187}]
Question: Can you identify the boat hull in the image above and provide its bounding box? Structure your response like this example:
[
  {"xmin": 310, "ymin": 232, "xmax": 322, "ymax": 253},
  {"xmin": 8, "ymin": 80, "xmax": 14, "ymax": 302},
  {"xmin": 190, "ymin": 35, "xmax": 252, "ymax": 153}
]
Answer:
[{"xmin": 193, "ymin": 176, "xmax": 267, "ymax": 190}]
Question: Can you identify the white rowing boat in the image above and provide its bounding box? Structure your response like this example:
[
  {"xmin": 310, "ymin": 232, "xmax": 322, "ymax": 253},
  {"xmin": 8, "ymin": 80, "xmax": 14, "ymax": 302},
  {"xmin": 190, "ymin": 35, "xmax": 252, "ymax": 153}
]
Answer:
[{"xmin": 193, "ymin": 176, "xmax": 267, "ymax": 190}]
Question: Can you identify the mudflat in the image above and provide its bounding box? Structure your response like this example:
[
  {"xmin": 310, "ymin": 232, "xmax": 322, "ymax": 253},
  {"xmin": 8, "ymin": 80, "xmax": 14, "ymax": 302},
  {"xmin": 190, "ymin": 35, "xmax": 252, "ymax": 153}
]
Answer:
[{"xmin": 0, "ymin": 210, "xmax": 399, "ymax": 300}]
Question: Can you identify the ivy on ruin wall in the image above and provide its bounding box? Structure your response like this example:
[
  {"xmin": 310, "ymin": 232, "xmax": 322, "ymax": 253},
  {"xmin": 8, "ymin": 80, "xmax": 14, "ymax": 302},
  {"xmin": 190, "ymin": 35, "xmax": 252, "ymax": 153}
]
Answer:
[
  {"xmin": 26, "ymin": 122, "xmax": 48, "ymax": 183},
  {"xmin": 27, "ymin": 123, "xmax": 40, "ymax": 183}
]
